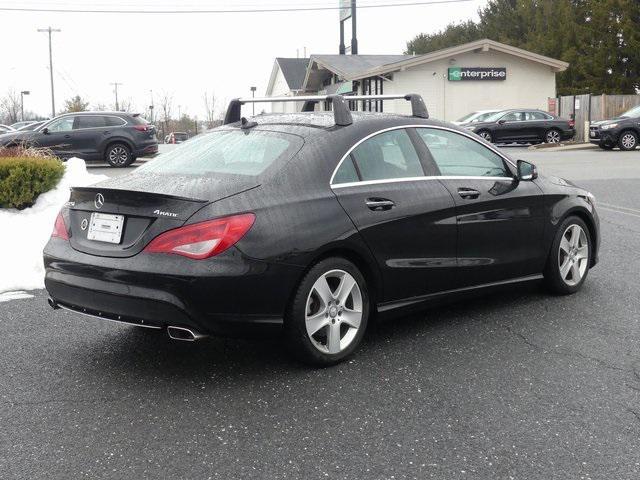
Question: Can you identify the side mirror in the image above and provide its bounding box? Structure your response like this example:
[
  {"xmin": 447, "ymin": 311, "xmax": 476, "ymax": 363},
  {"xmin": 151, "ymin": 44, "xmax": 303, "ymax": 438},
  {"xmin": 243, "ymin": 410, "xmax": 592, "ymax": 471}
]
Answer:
[
  {"xmin": 41, "ymin": 127, "xmax": 49, "ymax": 135},
  {"xmin": 498, "ymin": 119, "xmax": 506, "ymax": 125},
  {"xmin": 517, "ymin": 159, "xmax": 538, "ymax": 181}
]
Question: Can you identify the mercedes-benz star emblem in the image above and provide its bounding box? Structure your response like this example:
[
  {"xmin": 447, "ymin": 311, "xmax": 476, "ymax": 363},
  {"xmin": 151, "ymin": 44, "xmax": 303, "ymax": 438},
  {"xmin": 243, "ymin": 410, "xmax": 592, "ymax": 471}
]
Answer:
[
  {"xmin": 80, "ymin": 219, "xmax": 88, "ymax": 231},
  {"xmin": 94, "ymin": 193, "xmax": 104, "ymax": 210}
]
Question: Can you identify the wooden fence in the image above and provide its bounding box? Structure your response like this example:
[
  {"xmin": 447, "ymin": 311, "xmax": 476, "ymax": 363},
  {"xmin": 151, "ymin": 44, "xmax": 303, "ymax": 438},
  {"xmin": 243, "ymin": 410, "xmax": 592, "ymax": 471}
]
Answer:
[{"xmin": 548, "ymin": 94, "xmax": 640, "ymax": 142}]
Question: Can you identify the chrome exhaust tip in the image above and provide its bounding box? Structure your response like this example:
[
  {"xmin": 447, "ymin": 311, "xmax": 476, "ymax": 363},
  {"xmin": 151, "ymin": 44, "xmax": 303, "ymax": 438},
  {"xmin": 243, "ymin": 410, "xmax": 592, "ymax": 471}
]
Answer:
[
  {"xmin": 47, "ymin": 297, "xmax": 60, "ymax": 310},
  {"xmin": 167, "ymin": 326, "xmax": 206, "ymax": 342}
]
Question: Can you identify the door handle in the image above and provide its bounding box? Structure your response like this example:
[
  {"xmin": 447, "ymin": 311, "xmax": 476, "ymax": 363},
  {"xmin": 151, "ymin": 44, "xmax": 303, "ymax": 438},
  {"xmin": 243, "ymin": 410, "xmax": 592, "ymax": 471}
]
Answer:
[
  {"xmin": 458, "ymin": 188, "xmax": 480, "ymax": 199},
  {"xmin": 366, "ymin": 198, "xmax": 395, "ymax": 211},
  {"xmin": 103, "ymin": 130, "xmax": 111, "ymax": 135},
  {"xmin": 63, "ymin": 134, "xmax": 71, "ymax": 139}
]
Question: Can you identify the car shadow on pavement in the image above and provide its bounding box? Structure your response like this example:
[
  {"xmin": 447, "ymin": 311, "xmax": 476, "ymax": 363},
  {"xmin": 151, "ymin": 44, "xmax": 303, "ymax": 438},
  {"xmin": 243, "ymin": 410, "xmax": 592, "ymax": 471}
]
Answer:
[{"xmin": 70, "ymin": 281, "xmax": 549, "ymax": 381}]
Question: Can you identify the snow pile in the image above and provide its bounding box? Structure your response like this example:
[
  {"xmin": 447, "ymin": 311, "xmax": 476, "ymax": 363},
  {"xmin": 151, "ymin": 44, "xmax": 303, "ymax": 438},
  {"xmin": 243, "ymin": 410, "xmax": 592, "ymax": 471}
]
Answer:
[{"xmin": 0, "ymin": 158, "xmax": 107, "ymax": 293}]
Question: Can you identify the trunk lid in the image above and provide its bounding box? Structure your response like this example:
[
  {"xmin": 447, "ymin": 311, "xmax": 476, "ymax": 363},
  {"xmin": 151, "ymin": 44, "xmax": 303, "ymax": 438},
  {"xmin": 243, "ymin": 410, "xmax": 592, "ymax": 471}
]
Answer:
[{"xmin": 67, "ymin": 173, "xmax": 259, "ymax": 258}]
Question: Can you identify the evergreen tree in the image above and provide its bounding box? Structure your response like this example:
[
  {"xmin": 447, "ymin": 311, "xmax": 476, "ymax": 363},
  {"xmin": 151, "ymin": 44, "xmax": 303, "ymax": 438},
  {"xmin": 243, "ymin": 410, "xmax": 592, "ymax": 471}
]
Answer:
[{"xmin": 64, "ymin": 95, "xmax": 89, "ymax": 113}]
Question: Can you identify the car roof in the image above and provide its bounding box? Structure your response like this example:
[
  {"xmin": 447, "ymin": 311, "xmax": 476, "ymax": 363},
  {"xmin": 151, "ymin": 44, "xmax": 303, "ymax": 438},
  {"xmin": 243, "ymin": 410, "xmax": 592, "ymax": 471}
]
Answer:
[{"xmin": 56, "ymin": 111, "xmax": 135, "ymax": 118}]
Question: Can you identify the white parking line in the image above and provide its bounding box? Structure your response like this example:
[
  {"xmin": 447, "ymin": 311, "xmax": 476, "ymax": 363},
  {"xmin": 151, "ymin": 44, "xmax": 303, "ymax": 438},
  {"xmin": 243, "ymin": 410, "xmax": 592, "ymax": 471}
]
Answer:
[
  {"xmin": 598, "ymin": 206, "xmax": 640, "ymax": 219},
  {"xmin": 599, "ymin": 202, "xmax": 640, "ymax": 215}
]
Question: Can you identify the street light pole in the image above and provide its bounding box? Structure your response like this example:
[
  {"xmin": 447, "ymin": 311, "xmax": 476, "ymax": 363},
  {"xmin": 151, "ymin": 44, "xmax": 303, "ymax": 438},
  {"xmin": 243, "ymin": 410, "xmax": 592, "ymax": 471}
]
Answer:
[
  {"xmin": 20, "ymin": 91, "xmax": 30, "ymax": 121},
  {"xmin": 37, "ymin": 27, "xmax": 60, "ymax": 118},
  {"xmin": 250, "ymin": 86, "xmax": 257, "ymax": 115}
]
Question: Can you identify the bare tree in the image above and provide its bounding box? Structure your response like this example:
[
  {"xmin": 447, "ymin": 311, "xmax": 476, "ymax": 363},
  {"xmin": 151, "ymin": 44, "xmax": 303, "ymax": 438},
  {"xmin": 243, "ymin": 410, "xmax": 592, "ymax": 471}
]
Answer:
[
  {"xmin": 159, "ymin": 91, "xmax": 173, "ymax": 137},
  {"xmin": 116, "ymin": 97, "xmax": 135, "ymax": 113},
  {"xmin": 203, "ymin": 91, "xmax": 217, "ymax": 129},
  {"xmin": 0, "ymin": 89, "xmax": 21, "ymax": 124}
]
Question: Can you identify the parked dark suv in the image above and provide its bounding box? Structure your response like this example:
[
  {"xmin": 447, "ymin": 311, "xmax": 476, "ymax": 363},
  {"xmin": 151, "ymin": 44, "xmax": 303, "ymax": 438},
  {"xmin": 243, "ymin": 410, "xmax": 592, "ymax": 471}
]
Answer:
[
  {"xmin": 465, "ymin": 109, "xmax": 575, "ymax": 144},
  {"xmin": 0, "ymin": 112, "xmax": 158, "ymax": 167},
  {"xmin": 589, "ymin": 105, "xmax": 640, "ymax": 151}
]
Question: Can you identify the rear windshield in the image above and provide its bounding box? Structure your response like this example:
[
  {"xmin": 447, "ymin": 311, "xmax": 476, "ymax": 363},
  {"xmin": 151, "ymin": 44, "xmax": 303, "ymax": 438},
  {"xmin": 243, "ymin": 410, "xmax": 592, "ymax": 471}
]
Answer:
[
  {"xmin": 131, "ymin": 115, "xmax": 150, "ymax": 125},
  {"xmin": 138, "ymin": 129, "xmax": 302, "ymax": 177},
  {"xmin": 175, "ymin": 133, "xmax": 188, "ymax": 140}
]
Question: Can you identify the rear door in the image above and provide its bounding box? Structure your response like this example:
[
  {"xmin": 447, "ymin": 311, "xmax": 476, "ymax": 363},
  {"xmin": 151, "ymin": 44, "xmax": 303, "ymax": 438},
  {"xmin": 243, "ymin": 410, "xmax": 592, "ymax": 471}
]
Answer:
[
  {"xmin": 526, "ymin": 111, "xmax": 552, "ymax": 141},
  {"xmin": 331, "ymin": 128, "xmax": 458, "ymax": 302},
  {"xmin": 414, "ymin": 127, "xmax": 546, "ymax": 287},
  {"xmin": 73, "ymin": 115, "xmax": 109, "ymax": 159}
]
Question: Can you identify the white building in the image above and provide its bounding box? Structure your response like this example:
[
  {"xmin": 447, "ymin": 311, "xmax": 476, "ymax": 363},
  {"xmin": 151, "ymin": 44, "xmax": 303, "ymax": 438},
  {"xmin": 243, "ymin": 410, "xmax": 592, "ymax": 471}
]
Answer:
[{"xmin": 265, "ymin": 39, "xmax": 569, "ymax": 122}]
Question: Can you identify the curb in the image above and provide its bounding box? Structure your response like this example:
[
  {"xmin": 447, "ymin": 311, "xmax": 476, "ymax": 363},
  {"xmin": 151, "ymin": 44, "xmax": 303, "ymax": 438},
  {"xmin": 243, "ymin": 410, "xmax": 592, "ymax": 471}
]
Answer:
[{"xmin": 527, "ymin": 142, "xmax": 597, "ymax": 152}]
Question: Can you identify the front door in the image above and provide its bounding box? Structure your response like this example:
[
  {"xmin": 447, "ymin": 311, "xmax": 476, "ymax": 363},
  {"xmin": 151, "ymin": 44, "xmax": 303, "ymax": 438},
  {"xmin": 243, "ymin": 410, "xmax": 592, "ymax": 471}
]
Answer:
[
  {"xmin": 331, "ymin": 128, "xmax": 458, "ymax": 302},
  {"xmin": 37, "ymin": 116, "xmax": 77, "ymax": 158},
  {"xmin": 496, "ymin": 111, "xmax": 527, "ymax": 142},
  {"xmin": 414, "ymin": 127, "xmax": 547, "ymax": 287}
]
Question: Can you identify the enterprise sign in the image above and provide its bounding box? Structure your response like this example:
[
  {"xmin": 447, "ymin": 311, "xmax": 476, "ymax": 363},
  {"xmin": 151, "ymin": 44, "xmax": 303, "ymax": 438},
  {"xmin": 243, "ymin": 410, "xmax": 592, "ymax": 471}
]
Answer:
[{"xmin": 448, "ymin": 67, "xmax": 507, "ymax": 81}]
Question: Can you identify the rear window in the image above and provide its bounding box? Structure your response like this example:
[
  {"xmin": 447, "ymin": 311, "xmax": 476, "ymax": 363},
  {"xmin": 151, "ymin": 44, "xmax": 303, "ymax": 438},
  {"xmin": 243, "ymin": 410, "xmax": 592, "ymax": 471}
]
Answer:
[
  {"xmin": 104, "ymin": 116, "xmax": 127, "ymax": 127},
  {"xmin": 175, "ymin": 132, "xmax": 188, "ymax": 141},
  {"xmin": 138, "ymin": 129, "xmax": 302, "ymax": 177}
]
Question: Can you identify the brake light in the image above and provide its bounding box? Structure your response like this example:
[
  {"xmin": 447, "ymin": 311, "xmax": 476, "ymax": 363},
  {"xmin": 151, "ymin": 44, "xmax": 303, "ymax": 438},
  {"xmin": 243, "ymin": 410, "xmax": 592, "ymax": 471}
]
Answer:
[
  {"xmin": 133, "ymin": 125, "xmax": 149, "ymax": 132},
  {"xmin": 51, "ymin": 211, "xmax": 69, "ymax": 240},
  {"xmin": 144, "ymin": 213, "xmax": 255, "ymax": 259}
]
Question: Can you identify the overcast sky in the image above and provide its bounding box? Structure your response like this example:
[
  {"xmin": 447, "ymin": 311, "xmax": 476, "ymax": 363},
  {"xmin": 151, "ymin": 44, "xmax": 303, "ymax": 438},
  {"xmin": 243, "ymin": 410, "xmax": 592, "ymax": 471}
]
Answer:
[{"xmin": 0, "ymin": 0, "xmax": 487, "ymax": 120}]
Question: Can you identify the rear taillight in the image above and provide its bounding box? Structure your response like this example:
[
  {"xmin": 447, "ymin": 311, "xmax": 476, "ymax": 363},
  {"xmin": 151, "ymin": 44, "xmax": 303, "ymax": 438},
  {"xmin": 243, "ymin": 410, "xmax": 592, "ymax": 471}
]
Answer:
[
  {"xmin": 51, "ymin": 211, "xmax": 69, "ymax": 240},
  {"xmin": 143, "ymin": 213, "xmax": 255, "ymax": 260},
  {"xmin": 133, "ymin": 125, "xmax": 149, "ymax": 132},
  {"xmin": 569, "ymin": 120, "xmax": 575, "ymax": 128}
]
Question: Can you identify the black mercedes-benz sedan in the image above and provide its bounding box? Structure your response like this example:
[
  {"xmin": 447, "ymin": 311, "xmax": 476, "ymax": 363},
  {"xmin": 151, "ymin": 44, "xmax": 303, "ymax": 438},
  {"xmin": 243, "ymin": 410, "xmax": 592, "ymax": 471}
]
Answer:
[
  {"xmin": 44, "ymin": 94, "xmax": 600, "ymax": 366},
  {"xmin": 465, "ymin": 109, "xmax": 575, "ymax": 144}
]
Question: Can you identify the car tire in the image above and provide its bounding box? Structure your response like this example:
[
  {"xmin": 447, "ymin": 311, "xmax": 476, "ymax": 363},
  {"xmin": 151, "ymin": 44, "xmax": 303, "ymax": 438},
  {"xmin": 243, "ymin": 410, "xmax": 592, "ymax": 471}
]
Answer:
[
  {"xmin": 618, "ymin": 130, "xmax": 638, "ymax": 151},
  {"xmin": 477, "ymin": 130, "xmax": 493, "ymax": 143},
  {"xmin": 545, "ymin": 128, "xmax": 562, "ymax": 144},
  {"xmin": 105, "ymin": 143, "xmax": 133, "ymax": 167},
  {"xmin": 285, "ymin": 257, "xmax": 369, "ymax": 366},
  {"xmin": 543, "ymin": 216, "xmax": 592, "ymax": 295}
]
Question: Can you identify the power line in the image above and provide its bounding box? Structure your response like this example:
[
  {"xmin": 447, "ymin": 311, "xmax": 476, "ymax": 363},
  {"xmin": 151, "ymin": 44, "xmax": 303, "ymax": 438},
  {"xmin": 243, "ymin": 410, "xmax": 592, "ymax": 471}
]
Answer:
[{"xmin": 0, "ymin": 0, "xmax": 474, "ymax": 14}]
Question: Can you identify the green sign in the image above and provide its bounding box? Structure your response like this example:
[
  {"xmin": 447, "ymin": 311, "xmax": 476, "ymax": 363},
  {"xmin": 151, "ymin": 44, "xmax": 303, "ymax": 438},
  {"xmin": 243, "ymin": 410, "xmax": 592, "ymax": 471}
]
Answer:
[{"xmin": 448, "ymin": 67, "xmax": 507, "ymax": 81}]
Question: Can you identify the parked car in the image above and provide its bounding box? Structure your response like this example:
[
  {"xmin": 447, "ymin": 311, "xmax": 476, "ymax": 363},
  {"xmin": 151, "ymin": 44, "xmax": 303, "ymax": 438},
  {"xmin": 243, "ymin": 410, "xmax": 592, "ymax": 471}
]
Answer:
[
  {"xmin": 0, "ymin": 124, "xmax": 15, "ymax": 134},
  {"xmin": 10, "ymin": 120, "xmax": 37, "ymax": 130},
  {"xmin": 16, "ymin": 120, "xmax": 46, "ymax": 131},
  {"xmin": 465, "ymin": 109, "xmax": 575, "ymax": 144},
  {"xmin": 44, "ymin": 94, "xmax": 600, "ymax": 366},
  {"xmin": 452, "ymin": 109, "xmax": 503, "ymax": 125},
  {"xmin": 589, "ymin": 104, "xmax": 640, "ymax": 150},
  {"xmin": 166, "ymin": 131, "xmax": 189, "ymax": 144},
  {"xmin": 0, "ymin": 112, "xmax": 158, "ymax": 167}
]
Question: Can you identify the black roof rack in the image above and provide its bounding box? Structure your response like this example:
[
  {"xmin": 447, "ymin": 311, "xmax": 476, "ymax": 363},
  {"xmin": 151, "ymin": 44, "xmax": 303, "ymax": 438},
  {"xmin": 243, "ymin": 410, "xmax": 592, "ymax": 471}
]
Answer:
[{"xmin": 223, "ymin": 93, "xmax": 429, "ymax": 127}]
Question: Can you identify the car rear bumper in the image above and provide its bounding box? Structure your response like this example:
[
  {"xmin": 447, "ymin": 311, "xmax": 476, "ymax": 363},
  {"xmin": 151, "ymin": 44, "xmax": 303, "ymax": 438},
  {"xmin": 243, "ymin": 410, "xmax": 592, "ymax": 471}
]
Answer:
[
  {"xmin": 43, "ymin": 239, "xmax": 304, "ymax": 337},
  {"xmin": 133, "ymin": 141, "xmax": 159, "ymax": 157}
]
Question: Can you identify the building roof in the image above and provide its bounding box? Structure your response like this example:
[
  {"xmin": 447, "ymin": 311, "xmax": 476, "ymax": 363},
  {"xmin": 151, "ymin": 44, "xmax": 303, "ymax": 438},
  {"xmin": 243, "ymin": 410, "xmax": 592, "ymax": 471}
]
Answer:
[
  {"xmin": 299, "ymin": 39, "xmax": 568, "ymax": 92},
  {"xmin": 356, "ymin": 39, "xmax": 570, "ymax": 79},
  {"xmin": 265, "ymin": 57, "xmax": 310, "ymax": 96}
]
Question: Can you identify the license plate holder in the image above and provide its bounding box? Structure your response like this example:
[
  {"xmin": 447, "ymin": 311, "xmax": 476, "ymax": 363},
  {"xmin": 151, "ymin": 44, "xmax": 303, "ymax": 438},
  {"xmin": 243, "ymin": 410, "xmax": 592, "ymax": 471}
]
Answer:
[{"xmin": 87, "ymin": 213, "xmax": 124, "ymax": 244}]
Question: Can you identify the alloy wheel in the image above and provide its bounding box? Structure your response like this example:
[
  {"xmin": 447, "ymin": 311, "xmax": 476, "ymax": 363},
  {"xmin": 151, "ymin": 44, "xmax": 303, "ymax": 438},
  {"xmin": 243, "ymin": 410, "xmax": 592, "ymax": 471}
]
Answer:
[
  {"xmin": 546, "ymin": 130, "xmax": 561, "ymax": 143},
  {"xmin": 305, "ymin": 269, "xmax": 363, "ymax": 354},
  {"xmin": 109, "ymin": 146, "xmax": 129, "ymax": 166},
  {"xmin": 558, "ymin": 224, "xmax": 589, "ymax": 287},
  {"xmin": 621, "ymin": 133, "xmax": 637, "ymax": 150},
  {"xmin": 478, "ymin": 131, "xmax": 492, "ymax": 142}
]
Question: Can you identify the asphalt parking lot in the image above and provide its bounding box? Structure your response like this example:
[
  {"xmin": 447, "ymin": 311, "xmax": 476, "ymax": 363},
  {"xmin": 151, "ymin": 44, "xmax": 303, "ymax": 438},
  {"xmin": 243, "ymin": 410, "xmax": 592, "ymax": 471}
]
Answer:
[{"xmin": 2, "ymin": 147, "xmax": 639, "ymax": 479}]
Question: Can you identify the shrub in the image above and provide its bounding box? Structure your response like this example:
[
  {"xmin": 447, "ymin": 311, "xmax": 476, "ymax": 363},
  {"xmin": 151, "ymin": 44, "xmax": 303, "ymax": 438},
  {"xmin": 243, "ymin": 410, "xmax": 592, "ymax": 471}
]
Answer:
[{"xmin": 0, "ymin": 147, "xmax": 65, "ymax": 209}]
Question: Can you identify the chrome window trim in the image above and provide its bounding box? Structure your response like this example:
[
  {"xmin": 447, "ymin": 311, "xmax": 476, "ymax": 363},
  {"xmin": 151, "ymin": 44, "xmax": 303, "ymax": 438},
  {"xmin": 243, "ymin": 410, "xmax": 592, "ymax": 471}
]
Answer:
[
  {"xmin": 329, "ymin": 124, "xmax": 516, "ymax": 187},
  {"xmin": 332, "ymin": 175, "xmax": 515, "ymax": 189}
]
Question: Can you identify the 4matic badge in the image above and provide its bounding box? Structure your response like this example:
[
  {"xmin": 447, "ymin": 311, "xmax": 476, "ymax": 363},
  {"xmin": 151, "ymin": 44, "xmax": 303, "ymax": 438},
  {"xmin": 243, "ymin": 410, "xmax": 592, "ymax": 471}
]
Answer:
[{"xmin": 154, "ymin": 209, "xmax": 178, "ymax": 218}]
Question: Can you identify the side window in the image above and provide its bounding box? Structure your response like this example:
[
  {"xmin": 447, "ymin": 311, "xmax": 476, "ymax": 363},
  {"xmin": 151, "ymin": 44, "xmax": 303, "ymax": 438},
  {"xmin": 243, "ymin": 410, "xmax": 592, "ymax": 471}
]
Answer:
[
  {"xmin": 104, "ymin": 116, "xmax": 126, "ymax": 127},
  {"xmin": 46, "ymin": 117, "xmax": 75, "ymax": 132},
  {"xmin": 416, "ymin": 128, "xmax": 511, "ymax": 178},
  {"xmin": 333, "ymin": 155, "xmax": 359, "ymax": 184},
  {"xmin": 527, "ymin": 111, "xmax": 551, "ymax": 121},
  {"xmin": 76, "ymin": 116, "xmax": 106, "ymax": 129},
  {"xmin": 350, "ymin": 129, "xmax": 424, "ymax": 182},
  {"xmin": 501, "ymin": 111, "xmax": 526, "ymax": 122}
]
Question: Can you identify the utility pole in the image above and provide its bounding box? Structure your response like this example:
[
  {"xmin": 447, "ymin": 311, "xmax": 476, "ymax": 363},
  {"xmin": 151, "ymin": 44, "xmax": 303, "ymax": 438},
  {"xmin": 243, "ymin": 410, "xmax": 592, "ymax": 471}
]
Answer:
[
  {"xmin": 351, "ymin": 0, "xmax": 358, "ymax": 55},
  {"xmin": 110, "ymin": 82, "xmax": 122, "ymax": 111},
  {"xmin": 37, "ymin": 27, "xmax": 60, "ymax": 118}
]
